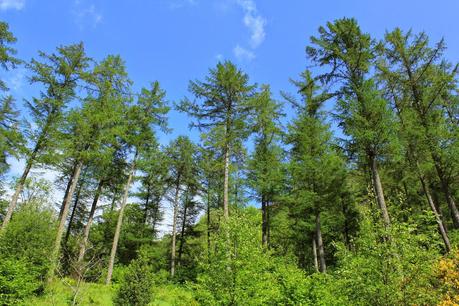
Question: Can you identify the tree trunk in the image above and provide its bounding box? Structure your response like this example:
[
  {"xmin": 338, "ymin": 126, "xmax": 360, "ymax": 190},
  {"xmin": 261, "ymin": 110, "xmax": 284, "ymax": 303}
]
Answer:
[
  {"xmin": 77, "ymin": 179, "xmax": 103, "ymax": 265},
  {"xmin": 50, "ymin": 160, "xmax": 83, "ymax": 279},
  {"xmin": 316, "ymin": 213, "xmax": 326, "ymax": 273},
  {"xmin": 207, "ymin": 187, "xmax": 211, "ymax": 261},
  {"xmin": 312, "ymin": 235, "xmax": 319, "ymax": 273},
  {"xmin": 223, "ymin": 143, "xmax": 230, "ymax": 219},
  {"xmin": 170, "ymin": 181, "xmax": 180, "ymax": 277},
  {"xmin": 2, "ymin": 134, "xmax": 45, "ymax": 230},
  {"xmin": 64, "ymin": 181, "xmax": 84, "ymax": 246},
  {"xmin": 59, "ymin": 175, "xmax": 73, "ymax": 219},
  {"xmin": 106, "ymin": 153, "xmax": 137, "ymax": 285},
  {"xmin": 369, "ymin": 154, "xmax": 391, "ymax": 226},
  {"xmin": 261, "ymin": 197, "xmax": 267, "ymax": 247},
  {"xmin": 431, "ymin": 157, "xmax": 459, "ymax": 228},
  {"xmin": 267, "ymin": 201, "xmax": 271, "ymax": 248},
  {"xmin": 178, "ymin": 191, "xmax": 189, "ymax": 266},
  {"xmin": 419, "ymin": 174, "xmax": 451, "ymax": 252}
]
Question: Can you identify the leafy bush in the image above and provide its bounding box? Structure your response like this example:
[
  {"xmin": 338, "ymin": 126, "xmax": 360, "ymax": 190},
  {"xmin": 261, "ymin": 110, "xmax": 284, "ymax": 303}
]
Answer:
[
  {"xmin": 0, "ymin": 203, "xmax": 56, "ymax": 304},
  {"xmin": 332, "ymin": 206, "xmax": 442, "ymax": 305},
  {"xmin": 113, "ymin": 248, "xmax": 154, "ymax": 306},
  {"xmin": 193, "ymin": 207, "xmax": 324, "ymax": 305}
]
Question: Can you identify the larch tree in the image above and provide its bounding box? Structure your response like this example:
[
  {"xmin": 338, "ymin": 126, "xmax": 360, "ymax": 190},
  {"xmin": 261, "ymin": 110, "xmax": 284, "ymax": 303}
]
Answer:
[
  {"xmin": 165, "ymin": 136, "xmax": 199, "ymax": 277},
  {"xmin": 307, "ymin": 18, "xmax": 397, "ymax": 227},
  {"xmin": 106, "ymin": 81, "xmax": 169, "ymax": 284},
  {"xmin": 247, "ymin": 85, "xmax": 284, "ymax": 247},
  {"xmin": 178, "ymin": 61, "xmax": 256, "ymax": 219},
  {"xmin": 0, "ymin": 21, "xmax": 22, "ymax": 181},
  {"xmin": 285, "ymin": 70, "xmax": 346, "ymax": 272},
  {"xmin": 380, "ymin": 28, "xmax": 459, "ymax": 229},
  {"xmin": 2, "ymin": 43, "xmax": 90, "ymax": 230}
]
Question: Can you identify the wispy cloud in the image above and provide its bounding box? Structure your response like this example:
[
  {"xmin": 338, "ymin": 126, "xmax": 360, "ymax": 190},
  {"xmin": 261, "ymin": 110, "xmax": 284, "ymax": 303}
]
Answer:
[
  {"xmin": 233, "ymin": 45, "xmax": 255, "ymax": 61},
  {"xmin": 7, "ymin": 67, "xmax": 26, "ymax": 92},
  {"xmin": 73, "ymin": 1, "xmax": 103, "ymax": 29},
  {"xmin": 233, "ymin": 0, "xmax": 266, "ymax": 62},
  {"xmin": 0, "ymin": 0, "xmax": 25, "ymax": 11}
]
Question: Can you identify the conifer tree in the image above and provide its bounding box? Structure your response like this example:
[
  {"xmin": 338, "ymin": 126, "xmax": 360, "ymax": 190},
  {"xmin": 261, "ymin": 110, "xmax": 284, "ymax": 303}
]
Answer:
[
  {"xmin": 247, "ymin": 85, "xmax": 284, "ymax": 247},
  {"xmin": 3, "ymin": 43, "xmax": 90, "ymax": 230},
  {"xmin": 307, "ymin": 18, "xmax": 396, "ymax": 226},
  {"xmin": 106, "ymin": 81, "xmax": 168, "ymax": 284},
  {"xmin": 178, "ymin": 61, "xmax": 256, "ymax": 219}
]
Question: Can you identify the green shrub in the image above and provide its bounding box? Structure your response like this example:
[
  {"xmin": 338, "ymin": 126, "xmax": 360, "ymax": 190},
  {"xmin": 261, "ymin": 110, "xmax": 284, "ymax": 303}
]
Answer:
[
  {"xmin": 0, "ymin": 203, "xmax": 56, "ymax": 304},
  {"xmin": 113, "ymin": 250, "xmax": 154, "ymax": 306}
]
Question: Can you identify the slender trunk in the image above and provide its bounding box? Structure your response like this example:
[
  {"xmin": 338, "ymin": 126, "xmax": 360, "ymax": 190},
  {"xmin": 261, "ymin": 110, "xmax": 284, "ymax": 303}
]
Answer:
[
  {"xmin": 431, "ymin": 157, "xmax": 459, "ymax": 228},
  {"xmin": 267, "ymin": 201, "xmax": 271, "ymax": 248},
  {"xmin": 316, "ymin": 213, "xmax": 326, "ymax": 273},
  {"xmin": 77, "ymin": 179, "xmax": 103, "ymax": 265},
  {"xmin": 223, "ymin": 143, "xmax": 230, "ymax": 219},
  {"xmin": 50, "ymin": 160, "xmax": 83, "ymax": 279},
  {"xmin": 59, "ymin": 176, "xmax": 73, "ymax": 219},
  {"xmin": 64, "ymin": 181, "xmax": 84, "ymax": 246},
  {"xmin": 170, "ymin": 181, "xmax": 180, "ymax": 277},
  {"xmin": 312, "ymin": 235, "xmax": 319, "ymax": 273},
  {"xmin": 419, "ymin": 174, "xmax": 451, "ymax": 252},
  {"xmin": 143, "ymin": 184, "xmax": 151, "ymax": 224},
  {"xmin": 261, "ymin": 197, "xmax": 267, "ymax": 247},
  {"xmin": 207, "ymin": 187, "xmax": 211, "ymax": 261},
  {"xmin": 106, "ymin": 153, "xmax": 137, "ymax": 285},
  {"xmin": 2, "ymin": 158, "xmax": 33, "ymax": 230},
  {"xmin": 369, "ymin": 154, "xmax": 391, "ymax": 226},
  {"xmin": 178, "ymin": 191, "xmax": 189, "ymax": 266},
  {"xmin": 2, "ymin": 134, "xmax": 44, "ymax": 230}
]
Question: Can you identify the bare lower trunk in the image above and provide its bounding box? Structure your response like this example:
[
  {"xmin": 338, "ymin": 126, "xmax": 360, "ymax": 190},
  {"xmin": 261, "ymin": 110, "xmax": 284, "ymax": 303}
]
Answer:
[
  {"xmin": 106, "ymin": 154, "xmax": 137, "ymax": 285},
  {"xmin": 178, "ymin": 192, "xmax": 188, "ymax": 266},
  {"xmin": 64, "ymin": 182, "xmax": 84, "ymax": 246},
  {"xmin": 170, "ymin": 183, "xmax": 180, "ymax": 277},
  {"xmin": 2, "ymin": 158, "xmax": 34, "ymax": 230},
  {"xmin": 267, "ymin": 201, "xmax": 271, "ymax": 248},
  {"xmin": 207, "ymin": 188, "xmax": 211, "ymax": 261},
  {"xmin": 50, "ymin": 160, "xmax": 83, "ymax": 279},
  {"xmin": 419, "ymin": 175, "xmax": 451, "ymax": 252},
  {"xmin": 433, "ymin": 160, "xmax": 459, "ymax": 228},
  {"xmin": 77, "ymin": 180, "xmax": 103, "ymax": 265},
  {"xmin": 261, "ymin": 197, "xmax": 267, "ymax": 247},
  {"xmin": 312, "ymin": 235, "xmax": 319, "ymax": 273},
  {"xmin": 316, "ymin": 213, "xmax": 326, "ymax": 273},
  {"xmin": 223, "ymin": 144, "xmax": 230, "ymax": 219},
  {"xmin": 369, "ymin": 155, "xmax": 391, "ymax": 227}
]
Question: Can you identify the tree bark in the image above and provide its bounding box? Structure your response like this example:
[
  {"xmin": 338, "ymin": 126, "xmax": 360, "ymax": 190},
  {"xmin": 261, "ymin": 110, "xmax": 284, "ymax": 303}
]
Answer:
[
  {"xmin": 178, "ymin": 191, "xmax": 189, "ymax": 266},
  {"xmin": 267, "ymin": 201, "xmax": 271, "ymax": 248},
  {"xmin": 106, "ymin": 153, "xmax": 137, "ymax": 285},
  {"xmin": 312, "ymin": 235, "xmax": 319, "ymax": 273},
  {"xmin": 419, "ymin": 174, "xmax": 451, "ymax": 252},
  {"xmin": 261, "ymin": 197, "xmax": 267, "ymax": 247},
  {"xmin": 64, "ymin": 181, "xmax": 84, "ymax": 246},
  {"xmin": 316, "ymin": 213, "xmax": 326, "ymax": 273},
  {"xmin": 170, "ymin": 181, "xmax": 180, "ymax": 277},
  {"xmin": 50, "ymin": 160, "xmax": 83, "ymax": 279},
  {"xmin": 223, "ymin": 143, "xmax": 230, "ymax": 219},
  {"xmin": 77, "ymin": 179, "xmax": 103, "ymax": 265},
  {"xmin": 369, "ymin": 154, "xmax": 391, "ymax": 226}
]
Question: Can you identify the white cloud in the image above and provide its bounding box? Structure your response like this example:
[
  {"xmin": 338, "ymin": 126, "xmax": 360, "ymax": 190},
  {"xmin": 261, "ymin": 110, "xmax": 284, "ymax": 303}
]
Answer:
[
  {"xmin": 7, "ymin": 67, "xmax": 26, "ymax": 92},
  {"xmin": 73, "ymin": 1, "xmax": 103, "ymax": 29},
  {"xmin": 0, "ymin": 0, "xmax": 25, "ymax": 11},
  {"xmin": 233, "ymin": 0, "xmax": 266, "ymax": 62},
  {"xmin": 233, "ymin": 44, "xmax": 255, "ymax": 61}
]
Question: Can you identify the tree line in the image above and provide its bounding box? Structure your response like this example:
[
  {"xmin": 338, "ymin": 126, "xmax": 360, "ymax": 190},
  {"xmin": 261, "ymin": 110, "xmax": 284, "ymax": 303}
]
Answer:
[{"xmin": 0, "ymin": 17, "xmax": 458, "ymax": 305}]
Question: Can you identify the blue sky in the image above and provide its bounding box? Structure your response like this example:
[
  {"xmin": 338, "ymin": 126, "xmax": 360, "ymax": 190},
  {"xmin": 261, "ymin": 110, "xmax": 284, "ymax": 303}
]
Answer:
[{"xmin": 1, "ymin": 0, "xmax": 459, "ymax": 147}]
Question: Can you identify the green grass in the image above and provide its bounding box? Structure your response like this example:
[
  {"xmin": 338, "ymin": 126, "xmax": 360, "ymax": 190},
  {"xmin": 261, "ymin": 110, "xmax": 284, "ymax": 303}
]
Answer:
[
  {"xmin": 21, "ymin": 279, "xmax": 113, "ymax": 306},
  {"xmin": 20, "ymin": 279, "xmax": 198, "ymax": 306}
]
